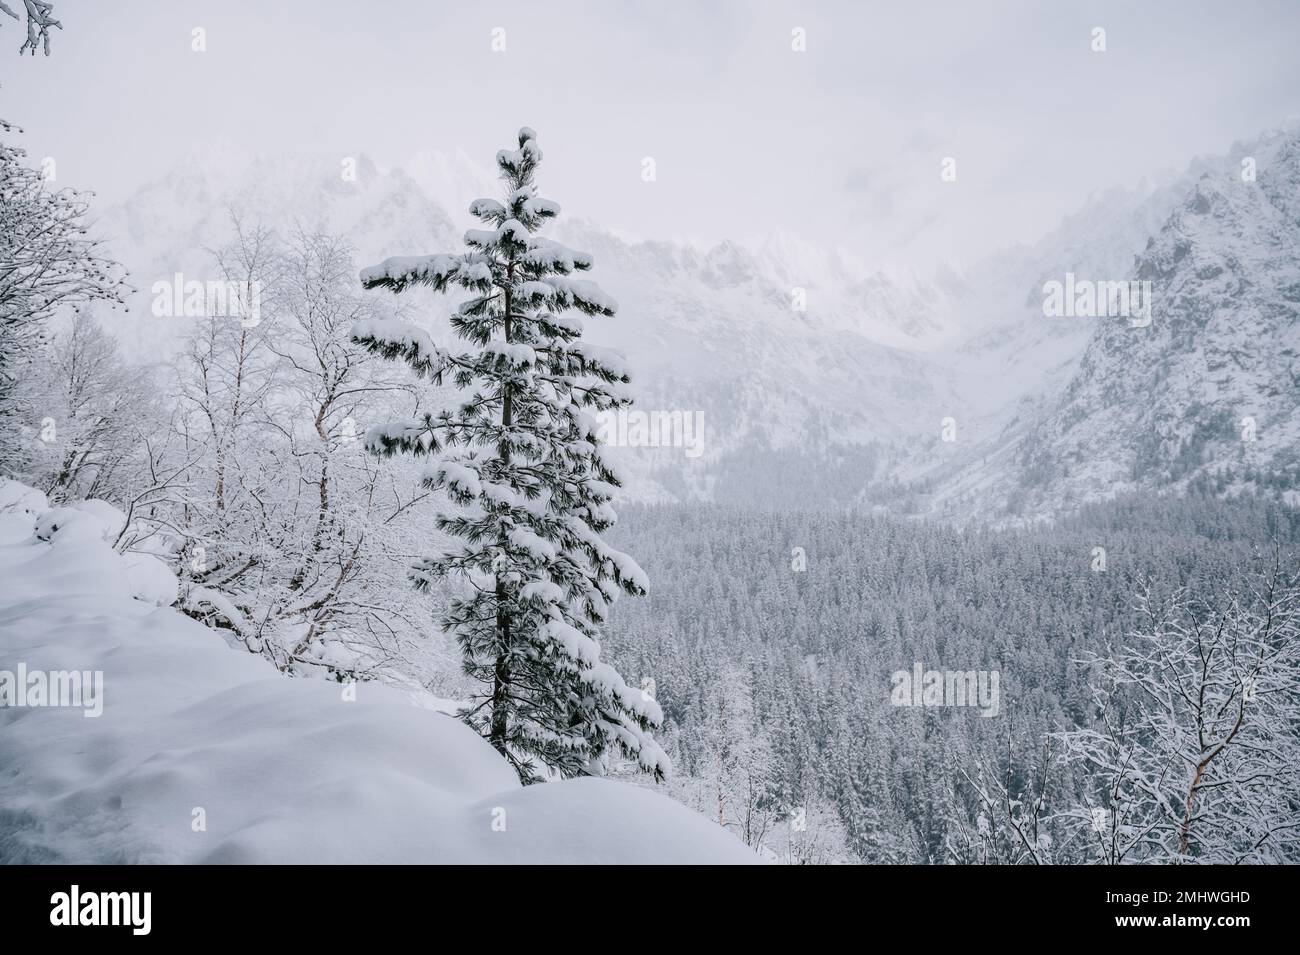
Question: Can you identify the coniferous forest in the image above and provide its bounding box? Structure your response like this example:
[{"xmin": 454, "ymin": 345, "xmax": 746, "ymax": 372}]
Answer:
[{"xmin": 604, "ymin": 494, "xmax": 1300, "ymax": 862}]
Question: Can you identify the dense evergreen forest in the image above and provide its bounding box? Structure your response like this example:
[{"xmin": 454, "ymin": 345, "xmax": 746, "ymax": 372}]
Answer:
[{"xmin": 603, "ymin": 492, "xmax": 1300, "ymax": 862}]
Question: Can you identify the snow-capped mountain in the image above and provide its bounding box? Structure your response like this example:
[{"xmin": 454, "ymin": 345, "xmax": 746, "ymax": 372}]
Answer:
[
  {"xmin": 96, "ymin": 146, "xmax": 963, "ymax": 503},
  {"xmin": 92, "ymin": 123, "xmax": 1300, "ymax": 516},
  {"xmin": 927, "ymin": 123, "xmax": 1300, "ymax": 517}
]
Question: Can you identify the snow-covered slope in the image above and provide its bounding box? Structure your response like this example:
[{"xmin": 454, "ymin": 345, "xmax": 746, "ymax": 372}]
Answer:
[
  {"xmin": 0, "ymin": 482, "xmax": 758, "ymax": 864},
  {"xmin": 925, "ymin": 124, "xmax": 1300, "ymax": 517}
]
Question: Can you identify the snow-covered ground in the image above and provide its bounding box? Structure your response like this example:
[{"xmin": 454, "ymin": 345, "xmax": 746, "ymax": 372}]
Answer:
[{"xmin": 0, "ymin": 481, "xmax": 758, "ymax": 864}]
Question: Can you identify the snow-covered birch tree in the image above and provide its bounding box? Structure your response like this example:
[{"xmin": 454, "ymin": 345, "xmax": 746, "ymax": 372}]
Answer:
[
  {"xmin": 352, "ymin": 127, "xmax": 667, "ymax": 783},
  {"xmin": 23, "ymin": 314, "xmax": 159, "ymax": 503},
  {"xmin": 168, "ymin": 221, "xmax": 435, "ymax": 681},
  {"xmin": 1056, "ymin": 557, "xmax": 1300, "ymax": 863},
  {"xmin": 1, "ymin": 124, "xmax": 126, "ymax": 475}
]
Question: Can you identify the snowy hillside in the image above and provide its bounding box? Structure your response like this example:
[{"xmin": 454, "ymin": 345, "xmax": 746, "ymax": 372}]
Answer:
[
  {"xmin": 0, "ymin": 481, "xmax": 758, "ymax": 864},
  {"xmin": 926, "ymin": 124, "xmax": 1300, "ymax": 517}
]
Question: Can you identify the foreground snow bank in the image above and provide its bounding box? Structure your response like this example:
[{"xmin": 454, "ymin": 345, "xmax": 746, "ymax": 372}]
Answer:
[{"xmin": 0, "ymin": 482, "xmax": 756, "ymax": 864}]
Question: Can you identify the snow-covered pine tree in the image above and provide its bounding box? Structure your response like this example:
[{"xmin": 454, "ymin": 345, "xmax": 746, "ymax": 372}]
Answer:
[{"xmin": 352, "ymin": 127, "xmax": 668, "ymax": 784}]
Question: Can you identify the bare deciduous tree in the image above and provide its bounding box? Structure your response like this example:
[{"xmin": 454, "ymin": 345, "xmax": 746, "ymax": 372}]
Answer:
[
  {"xmin": 1056, "ymin": 555, "xmax": 1300, "ymax": 863},
  {"xmin": 1, "ymin": 127, "xmax": 126, "ymax": 476},
  {"xmin": 164, "ymin": 218, "xmax": 439, "ymax": 684},
  {"xmin": 24, "ymin": 314, "xmax": 158, "ymax": 503}
]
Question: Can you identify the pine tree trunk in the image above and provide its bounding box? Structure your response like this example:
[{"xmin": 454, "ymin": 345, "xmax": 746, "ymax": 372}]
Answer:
[
  {"xmin": 489, "ymin": 286, "xmax": 514, "ymax": 757},
  {"xmin": 490, "ymin": 618, "xmax": 510, "ymax": 754}
]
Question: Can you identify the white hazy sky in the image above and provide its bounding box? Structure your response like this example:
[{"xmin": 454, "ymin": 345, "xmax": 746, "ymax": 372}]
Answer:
[{"xmin": 3, "ymin": 0, "xmax": 1299, "ymax": 269}]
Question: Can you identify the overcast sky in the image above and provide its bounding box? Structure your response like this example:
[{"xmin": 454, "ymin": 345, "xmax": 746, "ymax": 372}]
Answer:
[{"xmin": 3, "ymin": 0, "xmax": 1299, "ymax": 270}]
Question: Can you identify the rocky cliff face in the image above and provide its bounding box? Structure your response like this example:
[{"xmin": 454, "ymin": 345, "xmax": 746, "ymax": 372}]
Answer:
[{"xmin": 990, "ymin": 127, "xmax": 1300, "ymax": 514}]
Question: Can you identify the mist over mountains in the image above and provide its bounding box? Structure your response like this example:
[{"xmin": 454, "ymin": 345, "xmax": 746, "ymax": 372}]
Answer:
[{"xmin": 95, "ymin": 122, "xmax": 1300, "ymax": 518}]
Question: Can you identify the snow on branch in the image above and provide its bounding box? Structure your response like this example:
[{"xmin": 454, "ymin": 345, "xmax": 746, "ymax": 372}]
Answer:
[
  {"xmin": 0, "ymin": 0, "xmax": 61, "ymax": 56},
  {"xmin": 468, "ymin": 197, "xmax": 506, "ymax": 223},
  {"xmin": 362, "ymin": 413, "xmax": 443, "ymax": 457},
  {"xmin": 544, "ymin": 276, "xmax": 618, "ymax": 316},
  {"xmin": 567, "ymin": 341, "xmax": 632, "ymax": 381},
  {"xmin": 359, "ymin": 254, "xmax": 474, "ymax": 294},
  {"xmin": 350, "ymin": 318, "xmax": 451, "ymax": 380},
  {"xmin": 522, "ymin": 237, "xmax": 593, "ymax": 273}
]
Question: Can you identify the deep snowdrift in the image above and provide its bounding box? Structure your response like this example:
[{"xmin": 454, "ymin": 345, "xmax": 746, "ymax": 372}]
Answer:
[{"xmin": 0, "ymin": 481, "xmax": 756, "ymax": 864}]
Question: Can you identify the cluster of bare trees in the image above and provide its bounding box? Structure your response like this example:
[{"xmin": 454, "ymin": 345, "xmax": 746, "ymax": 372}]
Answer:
[
  {"xmin": 0, "ymin": 113, "xmax": 452, "ymax": 692},
  {"xmin": 0, "ymin": 122, "xmax": 126, "ymax": 476},
  {"xmin": 158, "ymin": 219, "xmax": 448, "ymax": 680},
  {"xmin": 4, "ymin": 202, "xmax": 456, "ymax": 686}
]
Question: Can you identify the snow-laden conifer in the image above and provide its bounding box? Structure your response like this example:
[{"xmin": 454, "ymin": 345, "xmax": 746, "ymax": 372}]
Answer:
[{"xmin": 353, "ymin": 127, "xmax": 667, "ymax": 783}]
